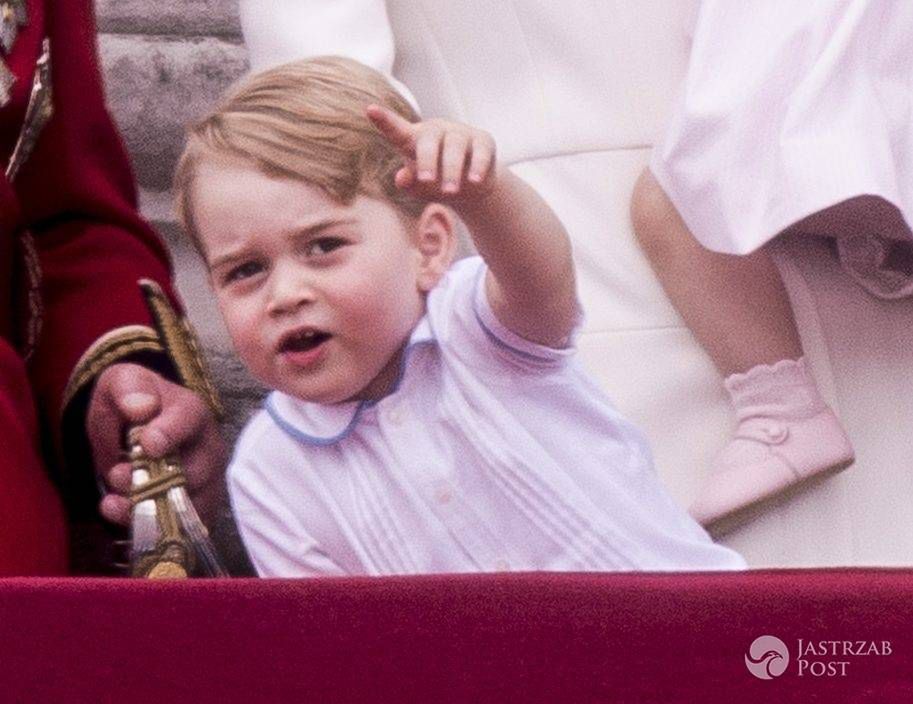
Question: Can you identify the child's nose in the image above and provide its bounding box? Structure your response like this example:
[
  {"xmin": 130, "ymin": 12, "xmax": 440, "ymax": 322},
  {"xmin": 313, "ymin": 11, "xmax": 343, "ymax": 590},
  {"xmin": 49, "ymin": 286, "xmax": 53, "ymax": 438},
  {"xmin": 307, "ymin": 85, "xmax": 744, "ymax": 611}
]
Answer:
[{"xmin": 266, "ymin": 265, "xmax": 316, "ymax": 316}]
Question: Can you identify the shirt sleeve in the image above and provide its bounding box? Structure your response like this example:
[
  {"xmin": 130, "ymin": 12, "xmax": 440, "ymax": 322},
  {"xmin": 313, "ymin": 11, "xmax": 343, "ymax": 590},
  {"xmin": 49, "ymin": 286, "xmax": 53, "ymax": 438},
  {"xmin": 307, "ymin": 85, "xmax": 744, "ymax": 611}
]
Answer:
[
  {"xmin": 239, "ymin": 0, "xmax": 419, "ymax": 110},
  {"xmin": 432, "ymin": 256, "xmax": 582, "ymax": 375},
  {"xmin": 227, "ymin": 426, "xmax": 347, "ymax": 578}
]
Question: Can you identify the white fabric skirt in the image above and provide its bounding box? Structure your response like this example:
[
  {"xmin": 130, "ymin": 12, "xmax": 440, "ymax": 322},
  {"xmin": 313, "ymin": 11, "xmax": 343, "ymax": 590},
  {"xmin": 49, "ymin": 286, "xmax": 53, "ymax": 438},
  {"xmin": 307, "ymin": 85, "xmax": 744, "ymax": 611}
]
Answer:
[{"xmin": 650, "ymin": 0, "xmax": 913, "ymax": 297}]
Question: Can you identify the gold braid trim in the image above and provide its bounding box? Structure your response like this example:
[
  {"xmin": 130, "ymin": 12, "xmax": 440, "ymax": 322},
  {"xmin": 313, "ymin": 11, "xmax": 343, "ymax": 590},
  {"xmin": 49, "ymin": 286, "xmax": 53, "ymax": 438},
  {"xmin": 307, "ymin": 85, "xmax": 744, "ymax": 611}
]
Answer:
[
  {"xmin": 62, "ymin": 325, "xmax": 164, "ymax": 412},
  {"xmin": 19, "ymin": 230, "xmax": 43, "ymax": 363},
  {"xmin": 139, "ymin": 280, "xmax": 224, "ymax": 419},
  {"xmin": 5, "ymin": 39, "xmax": 53, "ymax": 182},
  {"xmin": 129, "ymin": 470, "xmax": 186, "ymax": 505}
]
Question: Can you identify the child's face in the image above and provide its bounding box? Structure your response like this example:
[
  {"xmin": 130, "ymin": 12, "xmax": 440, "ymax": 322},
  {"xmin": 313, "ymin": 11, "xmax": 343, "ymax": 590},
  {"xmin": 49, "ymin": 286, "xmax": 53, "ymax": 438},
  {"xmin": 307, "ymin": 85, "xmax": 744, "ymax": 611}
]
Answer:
[{"xmin": 194, "ymin": 159, "xmax": 428, "ymax": 403}]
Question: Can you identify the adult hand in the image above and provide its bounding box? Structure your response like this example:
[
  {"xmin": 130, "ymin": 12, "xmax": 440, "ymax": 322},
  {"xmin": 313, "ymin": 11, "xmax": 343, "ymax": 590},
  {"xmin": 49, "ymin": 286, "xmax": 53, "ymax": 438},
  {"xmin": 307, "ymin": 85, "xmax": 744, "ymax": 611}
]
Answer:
[{"xmin": 87, "ymin": 362, "xmax": 227, "ymax": 526}]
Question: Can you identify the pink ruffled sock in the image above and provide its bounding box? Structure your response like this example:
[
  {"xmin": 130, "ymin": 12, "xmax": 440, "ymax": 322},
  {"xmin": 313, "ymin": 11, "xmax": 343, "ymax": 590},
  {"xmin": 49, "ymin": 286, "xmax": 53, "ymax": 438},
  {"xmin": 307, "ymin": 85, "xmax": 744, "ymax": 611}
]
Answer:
[
  {"xmin": 689, "ymin": 357, "xmax": 854, "ymax": 533},
  {"xmin": 726, "ymin": 357, "xmax": 826, "ymax": 422}
]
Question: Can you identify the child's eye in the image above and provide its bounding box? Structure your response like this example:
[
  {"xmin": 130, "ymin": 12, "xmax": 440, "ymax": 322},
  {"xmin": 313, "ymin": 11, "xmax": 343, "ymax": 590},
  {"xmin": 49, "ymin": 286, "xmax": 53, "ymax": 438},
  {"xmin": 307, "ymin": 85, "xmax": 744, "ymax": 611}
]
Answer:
[
  {"xmin": 306, "ymin": 237, "xmax": 347, "ymax": 257},
  {"xmin": 224, "ymin": 260, "xmax": 264, "ymax": 284}
]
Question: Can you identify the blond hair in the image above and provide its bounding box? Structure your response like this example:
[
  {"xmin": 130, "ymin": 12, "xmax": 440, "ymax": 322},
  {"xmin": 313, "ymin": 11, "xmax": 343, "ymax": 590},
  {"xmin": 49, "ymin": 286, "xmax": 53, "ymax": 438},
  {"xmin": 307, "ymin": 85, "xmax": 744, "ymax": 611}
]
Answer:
[{"xmin": 174, "ymin": 56, "xmax": 423, "ymax": 252}]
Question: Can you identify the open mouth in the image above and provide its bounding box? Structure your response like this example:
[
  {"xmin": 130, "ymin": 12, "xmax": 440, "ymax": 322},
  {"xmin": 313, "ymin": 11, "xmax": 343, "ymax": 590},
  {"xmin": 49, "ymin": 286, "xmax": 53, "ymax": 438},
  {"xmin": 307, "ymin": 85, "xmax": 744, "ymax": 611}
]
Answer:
[{"xmin": 279, "ymin": 328, "xmax": 332, "ymax": 354}]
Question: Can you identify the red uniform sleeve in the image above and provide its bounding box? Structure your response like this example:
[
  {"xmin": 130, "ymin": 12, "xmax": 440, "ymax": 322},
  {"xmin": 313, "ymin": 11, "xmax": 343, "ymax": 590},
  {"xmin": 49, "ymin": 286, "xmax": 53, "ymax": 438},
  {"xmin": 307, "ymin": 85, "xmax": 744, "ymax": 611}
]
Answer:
[{"xmin": 14, "ymin": 0, "xmax": 179, "ymax": 434}]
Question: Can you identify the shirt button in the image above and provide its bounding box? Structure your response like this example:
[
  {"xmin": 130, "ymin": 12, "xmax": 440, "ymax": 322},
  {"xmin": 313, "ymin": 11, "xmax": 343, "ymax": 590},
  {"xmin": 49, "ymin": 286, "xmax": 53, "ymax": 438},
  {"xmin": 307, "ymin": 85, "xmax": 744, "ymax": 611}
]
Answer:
[
  {"xmin": 385, "ymin": 407, "xmax": 403, "ymax": 426},
  {"xmin": 434, "ymin": 485, "xmax": 453, "ymax": 505},
  {"xmin": 494, "ymin": 559, "xmax": 510, "ymax": 571}
]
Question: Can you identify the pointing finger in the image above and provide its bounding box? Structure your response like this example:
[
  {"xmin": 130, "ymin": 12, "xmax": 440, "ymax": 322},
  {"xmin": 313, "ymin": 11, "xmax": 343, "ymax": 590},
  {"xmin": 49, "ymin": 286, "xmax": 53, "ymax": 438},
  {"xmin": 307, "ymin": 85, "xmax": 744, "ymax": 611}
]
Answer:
[
  {"xmin": 366, "ymin": 104, "xmax": 416, "ymax": 153},
  {"xmin": 415, "ymin": 128, "xmax": 443, "ymax": 183}
]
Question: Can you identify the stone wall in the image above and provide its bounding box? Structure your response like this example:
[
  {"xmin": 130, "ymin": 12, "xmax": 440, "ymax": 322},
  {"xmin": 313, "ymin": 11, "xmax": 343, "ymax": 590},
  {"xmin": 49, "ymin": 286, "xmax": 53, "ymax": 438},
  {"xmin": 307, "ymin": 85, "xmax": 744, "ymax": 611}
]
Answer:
[{"xmin": 96, "ymin": 0, "xmax": 265, "ymax": 439}]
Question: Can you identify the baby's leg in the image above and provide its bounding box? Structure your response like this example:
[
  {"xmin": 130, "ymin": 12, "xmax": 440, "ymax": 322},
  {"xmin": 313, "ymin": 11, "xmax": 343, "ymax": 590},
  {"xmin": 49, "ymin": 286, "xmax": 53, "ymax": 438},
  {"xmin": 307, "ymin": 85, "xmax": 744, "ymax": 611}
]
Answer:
[
  {"xmin": 630, "ymin": 168, "xmax": 854, "ymax": 535},
  {"xmin": 630, "ymin": 169, "xmax": 801, "ymax": 375}
]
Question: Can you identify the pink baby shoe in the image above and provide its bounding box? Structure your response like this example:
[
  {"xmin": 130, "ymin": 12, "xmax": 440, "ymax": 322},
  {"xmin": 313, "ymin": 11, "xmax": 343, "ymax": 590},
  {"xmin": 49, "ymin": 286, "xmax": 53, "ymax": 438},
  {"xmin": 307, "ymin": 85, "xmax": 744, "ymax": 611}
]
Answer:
[{"xmin": 689, "ymin": 357, "xmax": 855, "ymax": 535}]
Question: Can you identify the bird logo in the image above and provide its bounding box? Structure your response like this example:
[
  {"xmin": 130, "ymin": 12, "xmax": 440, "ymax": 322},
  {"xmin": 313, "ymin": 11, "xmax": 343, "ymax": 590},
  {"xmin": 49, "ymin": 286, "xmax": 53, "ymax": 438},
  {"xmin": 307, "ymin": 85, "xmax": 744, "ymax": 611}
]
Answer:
[{"xmin": 745, "ymin": 635, "xmax": 790, "ymax": 679}]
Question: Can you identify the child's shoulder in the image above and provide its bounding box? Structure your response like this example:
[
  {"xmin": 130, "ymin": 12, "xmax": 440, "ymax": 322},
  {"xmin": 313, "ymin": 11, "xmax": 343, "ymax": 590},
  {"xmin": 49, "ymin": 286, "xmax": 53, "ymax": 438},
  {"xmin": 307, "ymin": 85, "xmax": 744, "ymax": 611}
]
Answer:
[
  {"xmin": 433, "ymin": 255, "xmax": 484, "ymax": 297},
  {"xmin": 228, "ymin": 405, "xmax": 288, "ymax": 476},
  {"xmin": 425, "ymin": 255, "xmax": 484, "ymax": 321},
  {"xmin": 426, "ymin": 254, "xmax": 578, "ymax": 374},
  {"xmin": 236, "ymin": 406, "xmax": 277, "ymax": 448}
]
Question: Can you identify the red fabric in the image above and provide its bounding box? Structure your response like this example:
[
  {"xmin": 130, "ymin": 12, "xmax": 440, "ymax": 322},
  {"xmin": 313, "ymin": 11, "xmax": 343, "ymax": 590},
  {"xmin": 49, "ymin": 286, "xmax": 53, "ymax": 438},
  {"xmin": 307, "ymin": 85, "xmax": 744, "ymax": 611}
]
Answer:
[
  {"xmin": 10, "ymin": 0, "xmax": 177, "ymax": 427},
  {"xmin": 0, "ymin": 178, "xmax": 18, "ymax": 337},
  {"xmin": 0, "ymin": 0, "xmax": 180, "ymax": 573},
  {"xmin": 0, "ymin": 570, "xmax": 911, "ymax": 702},
  {"xmin": 0, "ymin": 345, "xmax": 66, "ymax": 574}
]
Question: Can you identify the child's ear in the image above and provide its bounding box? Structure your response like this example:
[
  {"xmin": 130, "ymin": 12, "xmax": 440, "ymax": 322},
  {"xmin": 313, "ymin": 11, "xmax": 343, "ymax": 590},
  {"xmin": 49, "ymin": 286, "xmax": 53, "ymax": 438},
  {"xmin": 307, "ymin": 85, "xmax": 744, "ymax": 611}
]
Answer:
[{"xmin": 414, "ymin": 203, "xmax": 457, "ymax": 292}]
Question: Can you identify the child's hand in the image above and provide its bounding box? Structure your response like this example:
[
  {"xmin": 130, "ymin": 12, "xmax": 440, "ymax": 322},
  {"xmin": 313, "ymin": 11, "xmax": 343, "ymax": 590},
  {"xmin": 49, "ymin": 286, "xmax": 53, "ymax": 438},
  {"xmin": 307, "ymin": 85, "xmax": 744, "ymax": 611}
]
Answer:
[{"xmin": 367, "ymin": 104, "xmax": 498, "ymax": 203}]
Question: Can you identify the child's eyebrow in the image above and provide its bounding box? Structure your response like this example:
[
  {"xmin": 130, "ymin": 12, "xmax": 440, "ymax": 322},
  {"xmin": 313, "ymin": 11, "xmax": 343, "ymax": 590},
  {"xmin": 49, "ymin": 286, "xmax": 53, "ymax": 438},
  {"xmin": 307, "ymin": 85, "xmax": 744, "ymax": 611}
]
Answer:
[
  {"xmin": 208, "ymin": 249, "xmax": 253, "ymax": 272},
  {"xmin": 285, "ymin": 216, "xmax": 359, "ymax": 240},
  {"xmin": 208, "ymin": 217, "xmax": 360, "ymax": 271}
]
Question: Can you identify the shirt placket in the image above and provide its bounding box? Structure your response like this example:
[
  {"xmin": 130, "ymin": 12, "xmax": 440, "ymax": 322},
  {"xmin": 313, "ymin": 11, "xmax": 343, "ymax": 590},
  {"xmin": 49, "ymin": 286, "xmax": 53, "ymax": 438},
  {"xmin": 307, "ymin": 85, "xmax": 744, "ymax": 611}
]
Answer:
[{"xmin": 377, "ymin": 350, "xmax": 512, "ymax": 573}]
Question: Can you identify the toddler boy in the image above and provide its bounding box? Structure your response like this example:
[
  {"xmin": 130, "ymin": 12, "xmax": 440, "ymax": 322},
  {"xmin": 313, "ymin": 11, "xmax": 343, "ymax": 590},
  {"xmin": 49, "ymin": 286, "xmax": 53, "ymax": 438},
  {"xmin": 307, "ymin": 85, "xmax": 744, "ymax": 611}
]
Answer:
[{"xmin": 174, "ymin": 57, "xmax": 745, "ymax": 576}]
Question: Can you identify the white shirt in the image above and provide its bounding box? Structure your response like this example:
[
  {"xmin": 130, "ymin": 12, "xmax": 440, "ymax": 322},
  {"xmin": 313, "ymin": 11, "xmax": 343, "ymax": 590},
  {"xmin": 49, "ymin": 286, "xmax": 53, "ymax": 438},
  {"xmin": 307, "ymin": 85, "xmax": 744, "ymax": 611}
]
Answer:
[{"xmin": 228, "ymin": 257, "xmax": 746, "ymax": 576}]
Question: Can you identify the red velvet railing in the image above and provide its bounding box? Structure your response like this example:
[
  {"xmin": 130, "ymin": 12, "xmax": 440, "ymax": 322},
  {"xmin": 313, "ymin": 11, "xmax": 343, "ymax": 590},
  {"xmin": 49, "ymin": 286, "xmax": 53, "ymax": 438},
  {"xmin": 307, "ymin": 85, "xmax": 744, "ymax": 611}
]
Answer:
[{"xmin": 1, "ymin": 569, "xmax": 911, "ymax": 702}]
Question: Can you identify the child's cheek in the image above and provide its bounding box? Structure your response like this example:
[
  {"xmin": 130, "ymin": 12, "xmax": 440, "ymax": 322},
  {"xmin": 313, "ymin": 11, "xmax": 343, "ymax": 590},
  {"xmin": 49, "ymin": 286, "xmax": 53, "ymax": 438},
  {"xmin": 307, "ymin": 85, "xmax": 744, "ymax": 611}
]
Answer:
[{"xmin": 220, "ymin": 300, "xmax": 262, "ymax": 367}]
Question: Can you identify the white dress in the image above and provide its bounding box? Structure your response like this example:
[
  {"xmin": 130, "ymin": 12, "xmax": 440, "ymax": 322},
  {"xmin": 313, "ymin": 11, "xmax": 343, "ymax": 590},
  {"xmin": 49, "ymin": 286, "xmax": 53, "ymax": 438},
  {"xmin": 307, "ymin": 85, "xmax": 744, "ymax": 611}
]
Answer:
[
  {"xmin": 238, "ymin": 0, "xmax": 913, "ymax": 568},
  {"xmin": 650, "ymin": 0, "xmax": 913, "ymax": 298}
]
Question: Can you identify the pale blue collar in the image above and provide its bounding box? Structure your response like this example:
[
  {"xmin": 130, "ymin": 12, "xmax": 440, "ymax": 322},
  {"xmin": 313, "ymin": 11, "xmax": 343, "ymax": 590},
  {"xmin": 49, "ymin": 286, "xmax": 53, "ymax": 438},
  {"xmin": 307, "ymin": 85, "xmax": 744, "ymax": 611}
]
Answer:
[{"xmin": 265, "ymin": 316, "xmax": 434, "ymax": 445}]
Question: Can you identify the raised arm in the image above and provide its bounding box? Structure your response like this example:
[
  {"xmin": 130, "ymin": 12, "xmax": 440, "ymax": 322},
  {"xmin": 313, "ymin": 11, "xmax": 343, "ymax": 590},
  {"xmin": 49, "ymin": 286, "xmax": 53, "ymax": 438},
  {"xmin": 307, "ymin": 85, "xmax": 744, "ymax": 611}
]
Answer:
[{"xmin": 368, "ymin": 105, "xmax": 578, "ymax": 347}]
